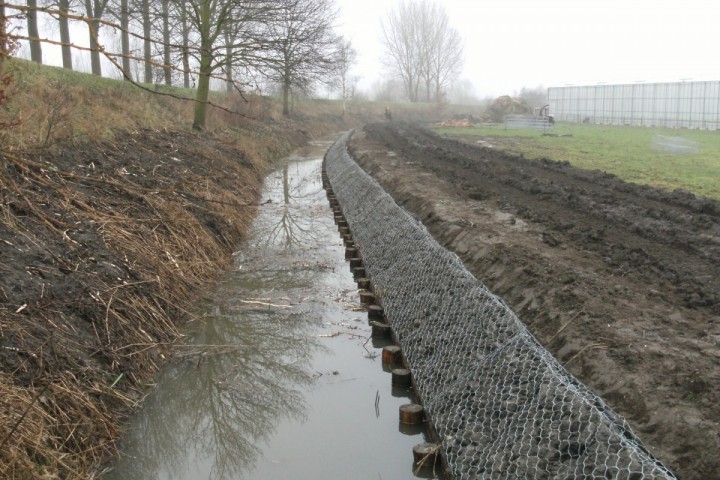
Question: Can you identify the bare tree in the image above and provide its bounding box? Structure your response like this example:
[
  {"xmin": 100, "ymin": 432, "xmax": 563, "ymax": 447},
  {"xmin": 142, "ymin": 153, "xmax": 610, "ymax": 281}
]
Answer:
[
  {"xmin": 0, "ymin": 4, "xmax": 4, "ymax": 53},
  {"xmin": 118, "ymin": 0, "xmax": 129, "ymax": 77},
  {"xmin": 178, "ymin": 1, "xmax": 191, "ymax": 87},
  {"xmin": 260, "ymin": 0, "xmax": 338, "ymax": 116},
  {"xmin": 381, "ymin": 0, "xmax": 463, "ymax": 103},
  {"xmin": 139, "ymin": 0, "xmax": 151, "ymax": 82},
  {"xmin": 516, "ymin": 85, "xmax": 548, "ymax": 110},
  {"xmin": 27, "ymin": 0, "xmax": 42, "ymax": 63},
  {"xmin": 371, "ymin": 78, "xmax": 404, "ymax": 102},
  {"xmin": 0, "ymin": 2, "xmax": 8, "ymax": 64},
  {"xmin": 160, "ymin": 0, "xmax": 171, "ymax": 85},
  {"xmin": 57, "ymin": 0, "xmax": 72, "ymax": 68},
  {"xmin": 173, "ymin": 0, "xmax": 279, "ymax": 129},
  {"xmin": 380, "ymin": 0, "xmax": 420, "ymax": 102},
  {"xmin": 446, "ymin": 78, "xmax": 481, "ymax": 105},
  {"xmin": 103, "ymin": 0, "xmax": 130, "ymax": 78},
  {"xmin": 331, "ymin": 37, "xmax": 356, "ymax": 117},
  {"xmin": 424, "ymin": 4, "xmax": 462, "ymax": 102},
  {"xmin": 82, "ymin": 0, "xmax": 111, "ymax": 75}
]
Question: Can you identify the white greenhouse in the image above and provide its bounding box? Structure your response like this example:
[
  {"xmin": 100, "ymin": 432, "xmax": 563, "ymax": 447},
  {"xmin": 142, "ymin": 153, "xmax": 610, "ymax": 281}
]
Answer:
[{"xmin": 548, "ymin": 81, "xmax": 720, "ymax": 129}]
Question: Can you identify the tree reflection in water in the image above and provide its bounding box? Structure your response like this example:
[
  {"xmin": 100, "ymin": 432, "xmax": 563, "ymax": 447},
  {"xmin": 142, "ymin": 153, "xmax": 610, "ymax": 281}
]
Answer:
[
  {"xmin": 255, "ymin": 162, "xmax": 325, "ymax": 249},
  {"xmin": 108, "ymin": 157, "xmax": 330, "ymax": 480},
  {"xmin": 108, "ymin": 293, "xmax": 319, "ymax": 479}
]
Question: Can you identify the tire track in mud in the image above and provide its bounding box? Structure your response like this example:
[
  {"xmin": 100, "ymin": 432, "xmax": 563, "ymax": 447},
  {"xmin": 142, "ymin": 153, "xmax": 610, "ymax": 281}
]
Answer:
[{"xmin": 364, "ymin": 122, "xmax": 720, "ymax": 313}]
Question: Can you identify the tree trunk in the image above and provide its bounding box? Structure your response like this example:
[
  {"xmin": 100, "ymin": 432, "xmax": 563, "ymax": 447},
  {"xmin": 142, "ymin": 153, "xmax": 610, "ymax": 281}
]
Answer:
[
  {"xmin": 27, "ymin": 0, "xmax": 42, "ymax": 64},
  {"xmin": 193, "ymin": 43, "xmax": 212, "ymax": 129},
  {"xmin": 120, "ymin": 0, "xmax": 130, "ymax": 79},
  {"xmin": 193, "ymin": 55, "xmax": 211, "ymax": 129},
  {"xmin": 282, "ymin": 79, "xmax": 290, "ymax": 116},
  {"xmin": 83, "ymin": 0, "xmax": 102, "ymax": 75},
  {"xmin": 162, "ymin": 0, "xmax": 171, "ymax": 86},
  {"xmin": 181, "ymin": 5, "xmax": 190, "ymax": 88},
  {"xmin": 341, "ymin": 97, "xmax": 346, "ymax": 117},
  {"xmin": 142, "ymin": 0, "xmax": 152, "ymax": 83},
  {"xmin": 89, "ymin": 17, "xmax": 102, "ymax": 75},
  {"xmin": 282, "ymin": 58, "xmax": 292, "ymax": 116},
  {"xmin": 192, "ymin": 0, "xmax": 213, "ymax": 130},
  {"xmin": 1, "ymin": 3, "xmax": 7, "ymax": 63},
  {"xmin": 59, "ymin": 0, "xmax": 72, "ymax": 69},
  {"xmin": 224, "ymin": 27, "xmax": 232, "ymax": 93}
]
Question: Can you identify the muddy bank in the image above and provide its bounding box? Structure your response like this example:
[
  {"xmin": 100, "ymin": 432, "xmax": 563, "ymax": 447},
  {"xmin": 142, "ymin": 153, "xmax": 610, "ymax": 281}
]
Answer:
[
  {"xmin": 348, "ymin": 123, "xmax": 720, "ymax": 480},
  {"xmin": 0, "ymin": 126, "xmax": 320, "ymax": 478}
]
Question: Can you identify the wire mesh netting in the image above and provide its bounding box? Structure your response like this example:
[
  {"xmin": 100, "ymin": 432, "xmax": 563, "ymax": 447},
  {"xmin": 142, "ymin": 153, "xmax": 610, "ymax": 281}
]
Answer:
[{"xmin": 323, "ymin": 132, "xmax": 677, "ymax": 480}]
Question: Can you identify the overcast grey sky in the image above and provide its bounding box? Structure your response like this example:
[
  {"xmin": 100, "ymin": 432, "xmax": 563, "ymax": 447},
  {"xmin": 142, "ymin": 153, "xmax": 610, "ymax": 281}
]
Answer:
[
  {"xmin": 15, "ymin": 0, "xmax": 718, "ymax": 100},
  {"xmin": 337, "ymin": 0, "xmax": 719, "ymax": 98}
]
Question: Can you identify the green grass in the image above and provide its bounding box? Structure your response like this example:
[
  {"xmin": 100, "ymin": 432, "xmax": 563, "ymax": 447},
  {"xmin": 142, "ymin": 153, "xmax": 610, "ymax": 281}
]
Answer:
[{"xmin": 433, "ymin": 122, "xmax": 720, "ymax": 200}]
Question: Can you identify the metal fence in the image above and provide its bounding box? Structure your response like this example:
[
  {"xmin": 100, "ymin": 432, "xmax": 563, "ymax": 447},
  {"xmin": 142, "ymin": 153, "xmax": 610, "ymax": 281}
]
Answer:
[
  {"xmin": 324, "ymin": 131, "xmax": 677, "ymax": 479},
  {"xmin": 549, "ymin": 81, "xmax": 720, "ymax": 129},
  {"xmin": 504, "ymin": 115, "xmax": 554, "ymax": 131}
]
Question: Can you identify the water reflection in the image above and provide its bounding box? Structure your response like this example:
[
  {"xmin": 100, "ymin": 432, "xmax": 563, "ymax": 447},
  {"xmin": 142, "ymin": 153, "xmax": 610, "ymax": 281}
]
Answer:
[
  {"xmin": 107, "ymin": 306, "xmax": 318, "ymax": 480},
  {"xmin": 107, "ymin": 147, "xmax": 432, "ymax": 480},
  {"xmin": 107, "ymin": 157, "xmax": 328, "ymax": 480},
  {"xmin": 254, "ymin": 162, "xmax": 326, "ymax": 250}
]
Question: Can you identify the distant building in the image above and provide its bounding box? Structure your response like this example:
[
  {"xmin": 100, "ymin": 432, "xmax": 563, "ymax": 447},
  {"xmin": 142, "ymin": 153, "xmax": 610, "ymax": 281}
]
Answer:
[{"xmin": 548, "ymin": 80, "xmax": 720, "ymax": 129}]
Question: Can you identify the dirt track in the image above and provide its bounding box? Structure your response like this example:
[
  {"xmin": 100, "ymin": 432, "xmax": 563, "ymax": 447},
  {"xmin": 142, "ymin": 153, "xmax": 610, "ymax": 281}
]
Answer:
[{"xmin": 348, "ymin": 122, "xmax": 720, "ymax": 480}]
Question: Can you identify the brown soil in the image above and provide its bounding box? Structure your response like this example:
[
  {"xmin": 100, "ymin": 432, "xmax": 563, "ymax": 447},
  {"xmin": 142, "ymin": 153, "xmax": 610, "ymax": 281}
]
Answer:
[
  {"xmin": 348, "ymin": 122, "xmax": 720, "ymax": 480},
  {"xmin": 0, "ymin": 127, "xmax": 318, "ymax": 478}
]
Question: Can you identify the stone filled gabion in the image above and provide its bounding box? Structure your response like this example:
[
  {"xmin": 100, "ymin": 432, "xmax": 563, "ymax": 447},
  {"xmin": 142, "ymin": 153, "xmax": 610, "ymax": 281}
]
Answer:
[{"xmin": 324, "ymin": 132, "xmax": 677, "ymax": 480}]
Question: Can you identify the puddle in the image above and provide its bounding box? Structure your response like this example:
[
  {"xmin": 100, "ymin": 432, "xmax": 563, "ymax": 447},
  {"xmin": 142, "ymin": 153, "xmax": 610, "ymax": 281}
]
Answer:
[{"xmin": 105, "ymin": 139, "xmax": 438, "ymax": 479}]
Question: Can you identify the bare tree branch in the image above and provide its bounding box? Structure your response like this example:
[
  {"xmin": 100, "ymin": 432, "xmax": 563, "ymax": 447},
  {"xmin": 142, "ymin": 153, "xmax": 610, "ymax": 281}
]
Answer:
[{"xmin": 381, "ymin": 0, "xmax": 464, "ymax": 103}]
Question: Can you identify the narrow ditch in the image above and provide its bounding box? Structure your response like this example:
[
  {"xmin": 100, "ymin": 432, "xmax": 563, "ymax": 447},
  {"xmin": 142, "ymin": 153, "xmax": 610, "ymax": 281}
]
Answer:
[{"xmin": 104, "ymin": 139, "xmax": 441, "ymax": 479}]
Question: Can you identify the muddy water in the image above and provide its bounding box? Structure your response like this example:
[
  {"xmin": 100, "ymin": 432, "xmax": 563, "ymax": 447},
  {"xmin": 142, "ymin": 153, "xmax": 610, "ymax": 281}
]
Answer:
[{"xmin": 105, "ymin": 140, "xmax": 435, "ymax": 480}]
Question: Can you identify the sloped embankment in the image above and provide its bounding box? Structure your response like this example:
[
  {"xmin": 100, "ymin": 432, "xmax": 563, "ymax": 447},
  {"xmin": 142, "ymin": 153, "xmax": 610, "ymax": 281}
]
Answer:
[
  {"xmin": 326, "ymin": 131, "xmax": 675, "ymax": 479},
  {"xmin": 347, "ymin": 122, "xmax": 719, "ymax": 480},
  {"xmin": 0, "ymin": 129, "xmax": 309, "ymax": 478}
]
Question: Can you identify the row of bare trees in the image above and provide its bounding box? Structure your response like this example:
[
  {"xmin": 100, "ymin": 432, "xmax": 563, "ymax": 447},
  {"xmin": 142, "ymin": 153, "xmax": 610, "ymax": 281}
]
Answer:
[
  {"xmin": 381, "ymin": 0, "xmax": 463, "ymax": 103},
  {"xmin": 1, "ymin": 0, "xmax": 347, "ymax": 128}
]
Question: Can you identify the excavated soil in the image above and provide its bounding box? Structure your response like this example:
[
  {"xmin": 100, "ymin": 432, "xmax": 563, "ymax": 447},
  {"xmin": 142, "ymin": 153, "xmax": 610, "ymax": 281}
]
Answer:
[{"xmin": 348, "ymin": 122, "xmax": 720, "ymax": 480}]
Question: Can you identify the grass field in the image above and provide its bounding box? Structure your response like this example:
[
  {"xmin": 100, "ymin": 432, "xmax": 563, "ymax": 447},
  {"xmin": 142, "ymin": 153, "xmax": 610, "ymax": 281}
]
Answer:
[{"xmin": 433, "ymin": 122, "xmax": 720, "ymax": 200}]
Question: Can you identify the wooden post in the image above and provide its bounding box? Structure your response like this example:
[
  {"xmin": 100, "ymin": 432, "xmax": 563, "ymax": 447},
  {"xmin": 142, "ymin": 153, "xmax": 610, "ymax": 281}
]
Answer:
[
  {"xmin": 382, "ymin": 345, "xmax": 402, "ymax": 364},
  {"xmin": 359, "ymin": 290, "xmax": 375, "ymax": 304},
  {"xmin": 392, "ymin": 368, "xmax": 412, "ymax": 387},
  {"xmin": 368, "ymin": 305, "xmax": 384, "ymax": 321},
  {"xmin": 400, "ymin": 404, "xmax": 425, "ymax": 424},
  {"xmin": 371, "ymin": 321, "xmax": 391, "ymax": 338},
  {"xmin": 413, "ymin": 443, "xmax": 439, "ymax": 465}
]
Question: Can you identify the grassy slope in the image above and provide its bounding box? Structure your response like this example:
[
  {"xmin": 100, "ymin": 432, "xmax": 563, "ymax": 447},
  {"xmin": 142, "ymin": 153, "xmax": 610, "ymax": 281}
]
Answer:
[
  {"xmin": 434, "ymin": 123, "xmax": 720, "ymax": 200},
  {"xmin": 1, "ymin": 59, "xmax": 380, "ymax": 148}
]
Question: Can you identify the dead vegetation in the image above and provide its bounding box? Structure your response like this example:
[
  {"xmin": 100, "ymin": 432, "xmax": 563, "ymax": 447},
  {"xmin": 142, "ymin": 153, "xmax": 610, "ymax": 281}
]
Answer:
[
  {"xmin": 0, "ymin": 58, "xmax": 372, "ymax": 479},
  {"xmin": 0, "ymin": 129, "xmax": 273, "ymax": 478}
]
